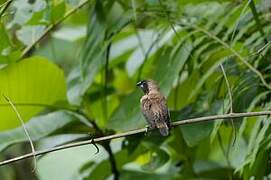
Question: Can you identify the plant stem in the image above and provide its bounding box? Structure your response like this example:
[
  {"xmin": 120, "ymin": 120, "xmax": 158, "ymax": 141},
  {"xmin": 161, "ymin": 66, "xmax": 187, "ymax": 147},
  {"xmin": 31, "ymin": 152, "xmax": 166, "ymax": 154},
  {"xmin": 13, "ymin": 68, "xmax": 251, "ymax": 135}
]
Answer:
[{"xmin": 1, "ymin": 111, "xmax": 271, "ymax": 167}]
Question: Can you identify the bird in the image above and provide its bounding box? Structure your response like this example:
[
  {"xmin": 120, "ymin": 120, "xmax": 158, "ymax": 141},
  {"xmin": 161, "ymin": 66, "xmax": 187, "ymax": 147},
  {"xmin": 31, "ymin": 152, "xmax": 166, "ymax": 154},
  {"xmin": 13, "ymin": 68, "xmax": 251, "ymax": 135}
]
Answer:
[{"xmin": 136, "ymin": 79, "xmax": 170, "ymax": 136}]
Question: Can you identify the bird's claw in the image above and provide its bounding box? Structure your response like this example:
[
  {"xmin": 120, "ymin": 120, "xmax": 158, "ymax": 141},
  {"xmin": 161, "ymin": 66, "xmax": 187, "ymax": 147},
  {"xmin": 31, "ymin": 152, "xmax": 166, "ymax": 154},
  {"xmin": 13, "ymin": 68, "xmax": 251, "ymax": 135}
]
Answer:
[
  {"xmin": 144, "ymin": 125, "xmax": 150, "ymax": 136},
  {"xmin": 144, "ymin": 125, "xmax": 155, "ymax": 136}
]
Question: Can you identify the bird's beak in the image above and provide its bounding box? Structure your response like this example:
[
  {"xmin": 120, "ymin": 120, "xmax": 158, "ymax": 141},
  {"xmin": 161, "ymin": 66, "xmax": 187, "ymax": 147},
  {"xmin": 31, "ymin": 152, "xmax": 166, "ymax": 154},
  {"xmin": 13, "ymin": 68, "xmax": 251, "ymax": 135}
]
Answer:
[{"xmin": 136, "ymin": 82, "xmax": 141, "ymax": 87}]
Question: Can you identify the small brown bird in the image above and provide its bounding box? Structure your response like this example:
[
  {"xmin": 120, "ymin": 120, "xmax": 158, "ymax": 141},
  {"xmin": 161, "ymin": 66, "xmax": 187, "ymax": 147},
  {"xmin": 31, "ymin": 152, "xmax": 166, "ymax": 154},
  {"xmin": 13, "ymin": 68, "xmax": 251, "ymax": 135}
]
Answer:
[{"xmin": 137, "ymin": 79, "xmax": 170, "ymax": 136}]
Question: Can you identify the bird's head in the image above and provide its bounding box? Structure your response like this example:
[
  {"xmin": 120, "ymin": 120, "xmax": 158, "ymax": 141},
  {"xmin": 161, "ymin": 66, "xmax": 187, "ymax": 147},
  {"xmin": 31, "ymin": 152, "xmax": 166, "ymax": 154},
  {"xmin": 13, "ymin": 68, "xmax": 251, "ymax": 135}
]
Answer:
[{"xmin": 136, "ymin": 79, "xmax": 159, "ymax": 94}]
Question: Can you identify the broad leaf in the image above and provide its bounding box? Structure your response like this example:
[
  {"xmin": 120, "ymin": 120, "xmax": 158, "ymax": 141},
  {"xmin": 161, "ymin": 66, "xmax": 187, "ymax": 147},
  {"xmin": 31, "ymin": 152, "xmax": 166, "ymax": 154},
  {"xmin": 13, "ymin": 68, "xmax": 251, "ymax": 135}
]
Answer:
[{"xmin": 0, "ymin": 56, "xmax": 66, "ymax": 130}]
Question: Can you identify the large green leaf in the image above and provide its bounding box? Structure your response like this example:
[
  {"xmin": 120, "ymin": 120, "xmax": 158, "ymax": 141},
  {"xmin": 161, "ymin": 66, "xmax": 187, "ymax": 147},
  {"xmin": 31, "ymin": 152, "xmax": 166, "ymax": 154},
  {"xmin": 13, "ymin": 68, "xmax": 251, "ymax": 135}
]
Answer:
[
  {"xmin": 0, "ymin": 56, "xmax": 66, "ymax": 130},
  {"xmin": 106, "ymin": 91, "xmax": 143, "ymax": 131},
  {"xmin": 141, "ymin": 148, "xmax": 169, "ymax": 171},
  {"xmin": 0, "ymin": 110, "xmax": 81, "ymax": 151}
]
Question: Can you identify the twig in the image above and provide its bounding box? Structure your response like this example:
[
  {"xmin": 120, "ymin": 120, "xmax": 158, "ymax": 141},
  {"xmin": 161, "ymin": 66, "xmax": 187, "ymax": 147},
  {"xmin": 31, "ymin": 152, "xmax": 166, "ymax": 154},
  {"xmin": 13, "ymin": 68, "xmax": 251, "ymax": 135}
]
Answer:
[
  {"xmin": 219, "ymin": 63, "xmax": 236, "ymax": 146},
  {"xmin": 20, "ymin": 0, "xmax": 93, "ymax": 59},
  {"xmin": 2, "ymin": 95, "xmax": 37, "ymax": 171},
  {"xmin": 248, "ymin": 41, "xmax": 271, "ymax": 58},
  {"xmin": 219, "ymin": 64, "xmax": 233, "ymax": 113},
  {"xmin": 0, "ymin": 111, "xmax": 271, "ymax": 167}
]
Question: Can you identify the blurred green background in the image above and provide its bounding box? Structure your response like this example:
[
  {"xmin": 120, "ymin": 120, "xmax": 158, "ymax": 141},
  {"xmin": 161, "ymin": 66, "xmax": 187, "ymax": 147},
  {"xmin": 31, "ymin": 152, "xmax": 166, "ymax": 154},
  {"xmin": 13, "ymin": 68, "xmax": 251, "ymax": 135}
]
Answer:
[{"xmin": 0, "ymin": 0, "xmax": 271, "ymax": 179}]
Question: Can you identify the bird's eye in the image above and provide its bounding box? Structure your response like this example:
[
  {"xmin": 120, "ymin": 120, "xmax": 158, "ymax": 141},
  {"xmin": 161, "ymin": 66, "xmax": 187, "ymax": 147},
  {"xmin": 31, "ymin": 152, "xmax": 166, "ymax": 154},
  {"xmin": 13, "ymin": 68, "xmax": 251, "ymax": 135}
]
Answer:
[{"xmin": 140, "ymin": 83, "xmax": 144, "ymax": 88}]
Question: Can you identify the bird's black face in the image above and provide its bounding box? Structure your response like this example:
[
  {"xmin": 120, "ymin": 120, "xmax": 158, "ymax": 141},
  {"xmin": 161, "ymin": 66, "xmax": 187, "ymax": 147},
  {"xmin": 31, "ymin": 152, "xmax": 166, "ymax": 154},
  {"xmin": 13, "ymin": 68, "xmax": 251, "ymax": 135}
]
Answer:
[{"xmin": 136, "ymin": 80, "xmax": 149, "ymax": 94}]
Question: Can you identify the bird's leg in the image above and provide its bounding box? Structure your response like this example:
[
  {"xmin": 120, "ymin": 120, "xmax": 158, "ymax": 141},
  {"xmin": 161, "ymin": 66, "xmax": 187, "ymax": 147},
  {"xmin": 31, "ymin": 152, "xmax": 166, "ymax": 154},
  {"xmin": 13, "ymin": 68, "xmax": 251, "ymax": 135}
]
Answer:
[{"xmin": 144, "ymin": 123, "xmax": 155, "ymax": 136}]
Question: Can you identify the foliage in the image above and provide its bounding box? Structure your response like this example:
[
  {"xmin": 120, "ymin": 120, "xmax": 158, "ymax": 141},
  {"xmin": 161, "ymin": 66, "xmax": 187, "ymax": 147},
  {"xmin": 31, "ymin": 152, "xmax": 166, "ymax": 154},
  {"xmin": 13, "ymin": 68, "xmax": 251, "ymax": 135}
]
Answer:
[{"xmin": 0, "ymin": 0, "xmax": 271, "ymax": 179}]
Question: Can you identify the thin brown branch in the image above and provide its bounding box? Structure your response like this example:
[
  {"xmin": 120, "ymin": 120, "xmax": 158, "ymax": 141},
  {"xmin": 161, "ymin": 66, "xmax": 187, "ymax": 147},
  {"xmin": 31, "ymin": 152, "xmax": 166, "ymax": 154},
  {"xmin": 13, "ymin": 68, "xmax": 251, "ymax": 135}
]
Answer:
[
  {"xmin": 0, "ymin": 111, "xmax": 271, "ymax": 167},
  {"xmin": 248, "ymin": 40, "xmax": 271, "ymax": 58},
  {"xmin": 20, "ymin": 0, "xmax": 93, "ymax": 59},
  {"xmin": 219, "ymin": 64, "xmax": 233, "ymax": 113},
  {"xmin": 2, "ymin": 95, "xmax": 37, "ymax": 171},
  {"xmin": 219, "ymin": 63, "xmax": 236, "ymax": 146}
]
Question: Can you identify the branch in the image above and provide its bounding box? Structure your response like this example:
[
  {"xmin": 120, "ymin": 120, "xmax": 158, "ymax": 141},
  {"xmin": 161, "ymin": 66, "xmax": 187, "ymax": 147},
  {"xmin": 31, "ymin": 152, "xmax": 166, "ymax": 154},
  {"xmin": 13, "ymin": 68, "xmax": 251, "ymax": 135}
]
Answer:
[
  {"xmin": 219, "ymin": 63, "xmax": 236, "ymax": 146},
  {"xmin": 219, "ymin": 64, "xmax": 233, "ymax": 113},
  {"xmin": 0, "ymin": 111, "xmax": 271, "ymax": 167},
  {"xmin": 3, "ymin": 95, "xmax": 37, "ymax": 171},
  {"xmin": 20, "ymin": 0, "xmax": 93, "ymax": 59}
]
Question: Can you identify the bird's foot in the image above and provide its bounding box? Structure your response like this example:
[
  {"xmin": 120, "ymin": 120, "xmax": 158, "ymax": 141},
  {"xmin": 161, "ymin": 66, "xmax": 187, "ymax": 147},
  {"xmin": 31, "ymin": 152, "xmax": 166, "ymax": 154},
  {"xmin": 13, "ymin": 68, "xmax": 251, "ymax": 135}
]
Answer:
[{"xmin": 144, "ymin": 125, "xmax": 154, "ymax": 136}]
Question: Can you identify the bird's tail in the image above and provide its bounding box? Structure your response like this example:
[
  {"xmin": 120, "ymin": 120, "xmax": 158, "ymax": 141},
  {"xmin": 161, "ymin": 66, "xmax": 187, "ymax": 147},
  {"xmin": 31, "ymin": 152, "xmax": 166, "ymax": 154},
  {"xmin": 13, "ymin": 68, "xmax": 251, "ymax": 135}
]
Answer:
[{"xmin": 157, "ymin": 122, "xmax": 169, "ymax": 136}]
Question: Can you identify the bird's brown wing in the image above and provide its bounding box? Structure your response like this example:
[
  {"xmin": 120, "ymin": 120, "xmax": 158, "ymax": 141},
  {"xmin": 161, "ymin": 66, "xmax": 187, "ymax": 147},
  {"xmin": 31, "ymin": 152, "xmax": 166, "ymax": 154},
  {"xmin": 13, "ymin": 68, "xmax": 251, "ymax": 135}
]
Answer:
[
  {"xmin": 141, "ymin": 93, "xmax": 170, "ymax": 136},
  {"xmin": 159, "ymin": 98, "xmax": 171, "ymax": 128},
  {"xmin": 141, "ymin": 95, "xmax": 156, "ymax": 128}
]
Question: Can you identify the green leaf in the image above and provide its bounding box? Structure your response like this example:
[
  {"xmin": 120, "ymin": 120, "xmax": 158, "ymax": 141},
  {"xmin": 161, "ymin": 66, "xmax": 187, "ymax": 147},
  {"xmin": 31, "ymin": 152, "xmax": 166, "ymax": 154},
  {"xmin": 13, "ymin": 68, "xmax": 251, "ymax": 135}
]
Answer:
[
  {"xmin": 0, "ymin": 22, "xmax": 13, "ymax": 64},
  {"xmin": 176, "ymin": 106, "xmax": 214, "ymax": 147},
  {"xmin": 27, "ymin": 9, "xmax": 47, "ymax": 25},
  {"xmin": 0, "ymin": 110, "xmax": 79, "ymax": 151},
  {"xmin": 106, "ymin": 91, "xmax": 144, "ymax": 131},
  {"xmin": 181, "ymin": 122, "xmax": 213, "ymax": 147},
  {"xmin": 66, "ymin": 2, "xmax": 106, "ymax": 104},
  {"xmin": 0, "ymin": 56, "xmax": 66, "ymax": 130},
  {"xmin": 153, "ymin": 40, "xmax": 193, "ymax": 96},
  {"xmin": 51, "ymin": 1, "xmax": 66, "ymax": 23},
  {"xmin": 141, "ymin": 149, "xmax": 169, "ymax": 171},
  {"xmin": 0, "ymin": 22, "xmax": 11, "ymax": 53}
]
